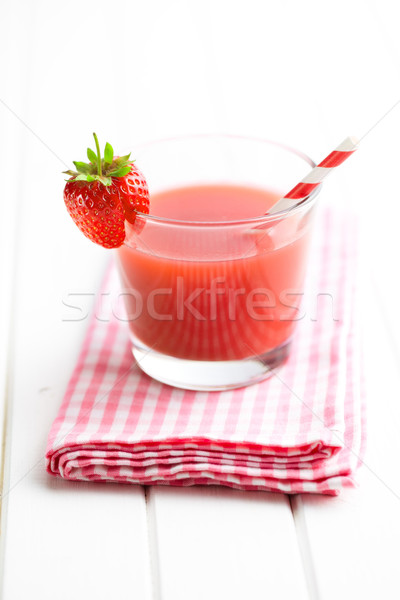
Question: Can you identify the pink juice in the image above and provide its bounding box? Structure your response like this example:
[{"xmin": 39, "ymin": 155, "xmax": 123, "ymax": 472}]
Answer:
[{"xmin": 115, "ymin": 184, "xmax": 313, "ymax": 362}]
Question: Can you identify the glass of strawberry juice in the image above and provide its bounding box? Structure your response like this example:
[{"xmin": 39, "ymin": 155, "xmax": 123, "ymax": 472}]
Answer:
[{"xmin": 114, "ymin": 135, "xmax": 320, "ymax": 391}]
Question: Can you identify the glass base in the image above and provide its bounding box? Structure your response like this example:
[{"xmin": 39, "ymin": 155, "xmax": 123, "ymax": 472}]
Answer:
[{"xmin": 132, "ymin": 339, "xmax": 291, "ymax": 391}]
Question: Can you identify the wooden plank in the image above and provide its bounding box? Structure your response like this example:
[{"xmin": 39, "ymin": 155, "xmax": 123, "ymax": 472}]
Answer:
[
  {"xmin": 0, "ymin": 86, "xmax": 18, "ymax": 525},
  {"xmin": 0, "ymin": 0, "xmax": 37, "ymax": 546},
  {"xmin": 292, "ymin": 277, "xmax": 400, "ymax": 598},
  {"xmin": 291, "ymin": 0, "xmax": 400, "ymax": 584},
  {"xmin": 0, "ymin": 1, "xmax": 153, "ymax": 597},
  {"xmin": 0, "ymin": 119, "xmax": 153, "ymax": 600},
  {"xmin": 135, "ymin": 3, "xmax": 318, "ymax": 597},
  {"xmin": 149, "ymin": 486, "xmax": 310, "ymax": 600}
]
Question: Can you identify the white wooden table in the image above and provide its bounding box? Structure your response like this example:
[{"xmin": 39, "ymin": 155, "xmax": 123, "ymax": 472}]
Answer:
[{"xmin": 1, "ymin": 1, "xmax": 400, "ymax": 597}]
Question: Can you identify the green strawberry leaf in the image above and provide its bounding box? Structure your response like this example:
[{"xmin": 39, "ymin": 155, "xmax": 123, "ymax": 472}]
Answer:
[
  {"xmin": 73, "ymin": 173, "xmax": 91, "ymax": 182},
  {"xmin": 73, "ymin": 161, "xmax": 91, "ymax": 174},
  {"xmin": 118, "ymin": 153, "xmax": 132, "ymax": 163},
  {"xmin": 87, "ymin": 147, "xmax": 98, "ymax": 164},
  {"xmin": 108, "ymin": 165, "xmax": 131, "ymax": 178},
  {"xmin": 104, "ymin": 142, "xmax": 113, "ymax": 165}
]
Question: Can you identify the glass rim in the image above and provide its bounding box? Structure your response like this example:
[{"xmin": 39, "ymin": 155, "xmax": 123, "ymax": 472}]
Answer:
[{"xmin": 131, "ymin": 133, "xmax": 320, "ymax": 228}]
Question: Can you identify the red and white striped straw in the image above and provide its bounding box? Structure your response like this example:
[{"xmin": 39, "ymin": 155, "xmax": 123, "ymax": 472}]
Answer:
[{"xmin": 268, "ymin": 136, "xmax": 359, "ymax": 214}]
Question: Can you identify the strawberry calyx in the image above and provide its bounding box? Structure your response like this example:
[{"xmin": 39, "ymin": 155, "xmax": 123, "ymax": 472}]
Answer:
[{"xmin": 63, "ymin": 132, "xmax": 134, "ymax": 186}]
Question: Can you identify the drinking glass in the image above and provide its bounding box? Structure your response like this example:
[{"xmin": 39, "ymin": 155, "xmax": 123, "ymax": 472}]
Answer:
[{"xmin": 114, "ymin": 135, "xmax": 319, "ymax": 390}]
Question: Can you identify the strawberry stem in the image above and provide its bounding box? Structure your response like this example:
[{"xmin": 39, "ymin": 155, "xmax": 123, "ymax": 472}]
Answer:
[{"xmin": 93, "ymin": 132, "xmax": 102, "ymax": 177}]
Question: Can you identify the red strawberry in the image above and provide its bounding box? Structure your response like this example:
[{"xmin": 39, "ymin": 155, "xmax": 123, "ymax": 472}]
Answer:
[{"xmin": 63, "ymin": 133, "xmax": 149, "ymax": 248}]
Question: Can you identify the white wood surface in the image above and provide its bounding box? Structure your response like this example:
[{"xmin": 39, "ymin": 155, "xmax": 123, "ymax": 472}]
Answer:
[
  {"xmin": 149, "ymin": 486, "xmax": 309, "ymax": 600},
  {"xmin": 2, "ymin": 0, "xmax": 400, "ymax": 598}
]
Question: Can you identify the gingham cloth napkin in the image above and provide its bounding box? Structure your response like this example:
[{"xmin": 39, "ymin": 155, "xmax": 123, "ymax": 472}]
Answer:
[{"xmin": 46, "ymin": 206, "xmax": 365, "ymax": 495}]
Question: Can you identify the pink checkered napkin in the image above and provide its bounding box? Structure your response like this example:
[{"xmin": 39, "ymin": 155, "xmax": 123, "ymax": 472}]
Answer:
[{"xmin": 46, "ymin": 206, "xmax": 365, "ymax": 495}]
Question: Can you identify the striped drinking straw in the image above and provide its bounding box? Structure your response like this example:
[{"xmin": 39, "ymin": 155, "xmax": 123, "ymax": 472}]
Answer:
[{"xmin": 267, "ymin": 136, "xmax": 359, "ymax": 215}]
